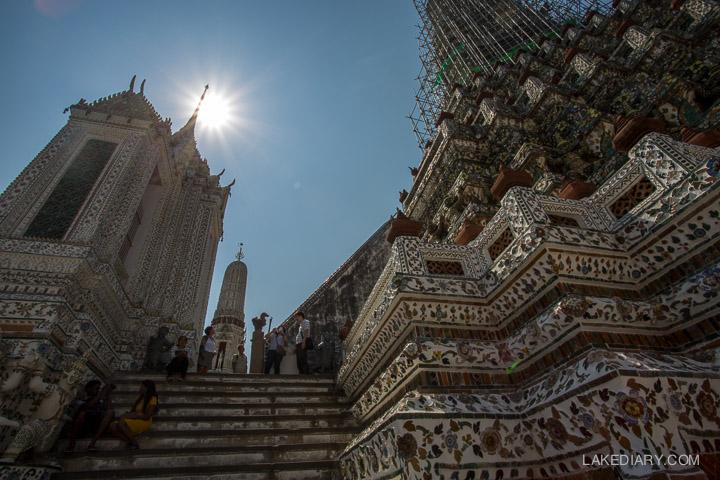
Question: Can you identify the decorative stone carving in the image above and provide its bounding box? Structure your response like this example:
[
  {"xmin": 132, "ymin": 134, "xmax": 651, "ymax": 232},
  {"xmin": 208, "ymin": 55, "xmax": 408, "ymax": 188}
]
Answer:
[
  {"xmin": 0, "ymin": 354, "xmax": 87, "ymax": 462},
  {"xmin": 623, "ymin": 24, "xmax": 653, "ymax": 50},
  {"xmin": 522, "ymin": 76, "xmax": 547, "ymax": 106},
  {"xmin": 570, "ymin": 52, "xmax": 598, "ymax": 80}
]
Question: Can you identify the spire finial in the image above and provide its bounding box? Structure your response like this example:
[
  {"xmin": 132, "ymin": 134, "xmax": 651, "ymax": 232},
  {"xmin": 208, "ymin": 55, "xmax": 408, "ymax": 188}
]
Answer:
[
  {"xmin": 140, "ymin": 79, "xmax": 146, "ymax": 95},
  {"xmin": 173, "ymin": 83, "xmax": 210, "ymax": 140},
  {"xmin": 192, "ymin": 84, "xmax": 210, "ymax": 119},
  {"xmin": 236, "ymin": 243, "xmax": 245, "ymax": 261},
  {"xmin": 129, "ymin": 74, "xmax": 136, "ymax": 92}
]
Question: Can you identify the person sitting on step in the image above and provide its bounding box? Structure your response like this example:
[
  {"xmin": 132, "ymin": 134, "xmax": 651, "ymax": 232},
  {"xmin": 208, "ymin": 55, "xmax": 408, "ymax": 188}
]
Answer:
[
  {"xmin": 109, "ymin": 380, "xmax": 158, "ymax": 450},
  {"xmin": 65, "ymin": 380, "xmax": 116, "ymax": 452}
]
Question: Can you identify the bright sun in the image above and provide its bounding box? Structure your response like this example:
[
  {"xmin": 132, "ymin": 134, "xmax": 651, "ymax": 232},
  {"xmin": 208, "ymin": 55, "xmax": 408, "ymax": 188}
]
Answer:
[{"xmin": 198, "ymin": 92, "xmax": 231, "ymax": 129}]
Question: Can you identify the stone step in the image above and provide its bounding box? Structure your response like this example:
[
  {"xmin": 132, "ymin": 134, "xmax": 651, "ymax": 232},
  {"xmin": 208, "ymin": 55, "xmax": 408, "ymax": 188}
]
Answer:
[
  {"xmin": 61, "ymin": 374, "xmax": 347, "ymax": 480},
  {"xmin": 112, "ymin": 378, "xmax": 338, "ymax": 392},
  {"xmin": 149, "ymin": 414, "xmax": 356, "ymax": 431},
  {"xmin": 112, "ymin": 381, "xmax": 338, "ymax": 394},
  {"xmin": 61, "ymin": 428, "xmax": 358, "ymax": 450},
  {"xmin": 110, "ymin": 401, "xmax": 350, "ymax": 417},
  {"xmin": 111, "ymin": 391, "xmax": 347, "ymax": 405},
  {"xmin": 112, "ymin": 373, "xmax": 335, "ymax": 385},
  {"xmin": 55, "ymin": 460, "xmax": 339, "ymax": 479},
  {"xmin": 62, "ymin": 442, "xmax": 345, "ymax": 472}
]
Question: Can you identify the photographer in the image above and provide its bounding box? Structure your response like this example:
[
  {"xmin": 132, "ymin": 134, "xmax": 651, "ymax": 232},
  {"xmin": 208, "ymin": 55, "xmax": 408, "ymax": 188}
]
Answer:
[{"xmin": 65, "ymin": 380, "xmax": 116, "ymax": 452}]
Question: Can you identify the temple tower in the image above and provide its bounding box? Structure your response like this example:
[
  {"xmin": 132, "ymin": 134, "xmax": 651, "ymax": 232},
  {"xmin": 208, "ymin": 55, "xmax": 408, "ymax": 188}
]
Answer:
[
  {"xmin": 210, "ymin": 247, "xmax": 248, "ymax": 372},
  {"xmin": 0, "ymin": 76, "xmax": 231, "ymax": 453}
]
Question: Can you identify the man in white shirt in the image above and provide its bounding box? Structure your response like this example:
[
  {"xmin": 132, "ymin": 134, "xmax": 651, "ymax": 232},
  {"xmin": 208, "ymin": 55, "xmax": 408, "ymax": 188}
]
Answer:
[
  {"xmin": 198, "ymin": 326, "xmax": 217, "ymax": 374},
  {"xmin": 294, "ymin": 312, "xmax": 311, "ymax": 375}
]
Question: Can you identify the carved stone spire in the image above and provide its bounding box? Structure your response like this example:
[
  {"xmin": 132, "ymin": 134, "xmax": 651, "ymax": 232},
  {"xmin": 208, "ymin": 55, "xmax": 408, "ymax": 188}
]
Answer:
[
  {"xmin": 177, "ymin": 84, "xmax": 209, "ymax": 138},
  {"xmin": 171, "ymin": 84, "xmax": 209, "ymax": 164},
  {"xmin": 209, "ymin": 249, "xmax": 248, "ymax": 373}
]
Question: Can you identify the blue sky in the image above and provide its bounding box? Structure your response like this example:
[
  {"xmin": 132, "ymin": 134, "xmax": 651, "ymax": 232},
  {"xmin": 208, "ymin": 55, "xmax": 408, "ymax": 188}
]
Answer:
[{"xmin": 0, "ymin": 0, "xmax": 420, "ymax": 352}]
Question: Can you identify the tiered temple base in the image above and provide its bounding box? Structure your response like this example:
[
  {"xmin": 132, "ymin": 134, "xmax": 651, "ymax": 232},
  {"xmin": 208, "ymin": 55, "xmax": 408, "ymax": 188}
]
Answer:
[{"xmin": 338, "ymin": 131, "xmax": 720, "ymax": 479}]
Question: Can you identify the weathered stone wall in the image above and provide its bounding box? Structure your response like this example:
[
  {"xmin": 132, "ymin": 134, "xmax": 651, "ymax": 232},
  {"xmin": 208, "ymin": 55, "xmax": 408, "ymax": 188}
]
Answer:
[{"xmin": 280, "ymin": 220, "xmax": 392, "ymax": 373}]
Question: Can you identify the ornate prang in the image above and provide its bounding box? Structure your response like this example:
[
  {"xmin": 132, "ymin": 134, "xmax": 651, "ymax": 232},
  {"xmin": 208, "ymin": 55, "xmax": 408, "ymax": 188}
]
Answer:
[
  {"xmin": 0, "ymin": 76, "xmax": 229, "ymax": 453},
  {"xmin": 338, "ymin": 0, "xmax": 720, "ymax": 477}
]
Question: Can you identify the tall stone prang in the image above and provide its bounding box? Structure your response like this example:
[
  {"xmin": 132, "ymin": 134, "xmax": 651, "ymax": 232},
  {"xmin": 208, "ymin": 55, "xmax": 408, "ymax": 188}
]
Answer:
[
  {"xmin": 210, "ymin": 246, "xmax": 248, "ymax": 372},
  {"xmin": 0, "ymin": 77, "xmax": 231, "ymax": 455},
  {"xmin": 338, "ymin": 1, "xmax": 720, "ymax": 479}
]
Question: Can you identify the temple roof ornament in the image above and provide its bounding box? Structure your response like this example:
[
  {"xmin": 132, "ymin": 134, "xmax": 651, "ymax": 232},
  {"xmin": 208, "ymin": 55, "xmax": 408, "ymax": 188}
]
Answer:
[
  {"xmin": 172, "ymin": 84, "xmax": 209, "ymax": 144},
  {"xmin": 65, "ymin": 74, "xmax": 166, "ymax": 125}
]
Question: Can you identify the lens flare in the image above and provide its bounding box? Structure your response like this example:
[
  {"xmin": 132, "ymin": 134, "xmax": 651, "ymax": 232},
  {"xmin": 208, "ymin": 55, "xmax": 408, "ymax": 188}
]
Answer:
[{"xmin": 198, "ymin": 92, "xmax": 231, "ymax": 129}]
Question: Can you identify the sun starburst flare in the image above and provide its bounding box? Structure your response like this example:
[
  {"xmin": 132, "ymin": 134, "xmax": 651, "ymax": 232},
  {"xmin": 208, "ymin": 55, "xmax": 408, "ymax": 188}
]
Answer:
[{"xmin": 198, "ymin": 91, "xmax": 231, "ymax": 130}]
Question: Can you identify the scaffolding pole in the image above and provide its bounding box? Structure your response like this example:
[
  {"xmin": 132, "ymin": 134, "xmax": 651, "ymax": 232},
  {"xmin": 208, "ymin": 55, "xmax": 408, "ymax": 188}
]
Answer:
[{"xmin": 409, "ymin": 0, "xmax": 614, "ymax": 148}]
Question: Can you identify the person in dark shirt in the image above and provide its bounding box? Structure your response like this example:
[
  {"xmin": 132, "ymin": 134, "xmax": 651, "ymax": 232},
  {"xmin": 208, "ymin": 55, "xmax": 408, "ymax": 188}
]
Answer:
[
  {"xmin": 65, "ymin": 380, "xmax": 115, "ymax": 452},
  {"xmin": 166, "ymin": 335, "xmax": 191, "ymax": 381}
]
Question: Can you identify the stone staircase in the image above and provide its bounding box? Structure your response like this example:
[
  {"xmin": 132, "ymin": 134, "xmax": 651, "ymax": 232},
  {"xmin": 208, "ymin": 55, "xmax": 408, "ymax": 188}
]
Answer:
[{"xmin": 56, "ymin": 373, "xmax": 356, "ymax": 480}]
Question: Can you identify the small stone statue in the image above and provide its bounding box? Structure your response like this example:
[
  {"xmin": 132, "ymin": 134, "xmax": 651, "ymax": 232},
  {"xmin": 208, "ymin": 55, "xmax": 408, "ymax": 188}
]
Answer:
[
  {"xmin": 249, "ymin": 313, "xmax": 269, "ymax": 374},
  {"xmin": 251, "ymin": 312, "xmax": 269, "ymax": 332},
  {"xmin": 1, "ymin": 354, "xmax": 87, "ymax": 462},
  {"xmin": 143, "ymin": 326, "xmax": 174, "ymax": 371}
]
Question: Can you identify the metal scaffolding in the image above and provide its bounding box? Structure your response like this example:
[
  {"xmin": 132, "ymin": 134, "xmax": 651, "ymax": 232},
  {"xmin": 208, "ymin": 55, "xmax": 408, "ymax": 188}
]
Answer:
[{"xmin": 409, "ymin": 0, "xmax": 614, "ymax": 148}]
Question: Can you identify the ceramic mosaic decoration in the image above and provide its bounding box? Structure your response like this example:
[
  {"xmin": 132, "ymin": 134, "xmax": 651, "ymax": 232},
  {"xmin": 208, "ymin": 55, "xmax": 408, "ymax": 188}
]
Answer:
[{"xmin": 338, "ymin": 0, "xmax": 720, "ymax": 477}]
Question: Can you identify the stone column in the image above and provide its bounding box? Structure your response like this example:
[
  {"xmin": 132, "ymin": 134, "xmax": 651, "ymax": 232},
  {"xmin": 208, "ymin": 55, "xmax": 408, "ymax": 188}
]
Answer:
[{"xmin": 249, "ymin": 314, "xmax": 267, "ymax": 374}]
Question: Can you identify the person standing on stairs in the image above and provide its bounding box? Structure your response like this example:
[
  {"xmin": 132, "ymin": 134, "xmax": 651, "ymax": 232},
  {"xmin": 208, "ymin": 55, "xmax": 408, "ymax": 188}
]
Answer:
[
  {"xmin": 264, "ymin": 327, "xmax": 286, "ymax": 375},
  {"xmin": 232, "ymin": 343, "xmax": 248, "ymax": 373},
  {"xmin": 198, "ymin": 325, "xmax": 217, "ymax": 374},
  {"xmin": 294, "ymin": 312, "xmax": 312, "ymax": 375},
  {"xmin": 109, "ymin": 380, "xmax": 158, "ymax": 450}
]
